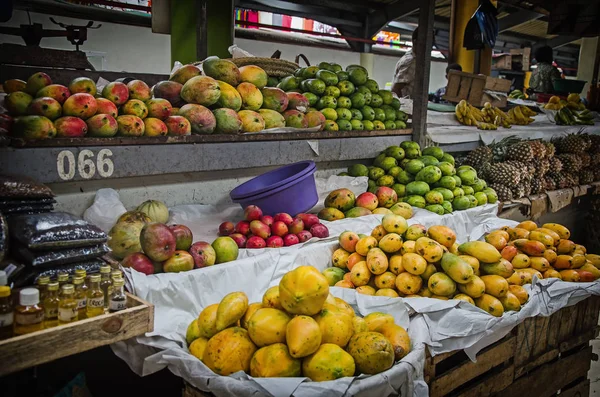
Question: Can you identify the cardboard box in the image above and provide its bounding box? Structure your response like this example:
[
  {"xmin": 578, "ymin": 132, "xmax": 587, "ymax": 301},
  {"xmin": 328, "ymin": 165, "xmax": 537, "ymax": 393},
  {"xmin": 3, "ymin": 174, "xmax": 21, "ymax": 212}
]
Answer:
[
  {"xmin": 510, "ymin": 48, "xmax": 532, "ymax": 71},
  {"xmin": 443, "ymin": 70, "xmax": 510, "ymax": 108},
  {"xmin": 492, "ymin": 54, "xmax": 512, "ymax": 70}
]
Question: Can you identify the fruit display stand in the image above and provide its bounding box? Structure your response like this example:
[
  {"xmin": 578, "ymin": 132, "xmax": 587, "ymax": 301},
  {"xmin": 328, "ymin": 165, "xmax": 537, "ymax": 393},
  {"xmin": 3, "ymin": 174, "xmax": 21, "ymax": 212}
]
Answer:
[{"xmin": 0, "ymin": 292, "xmax": 154, "ymax": 377}]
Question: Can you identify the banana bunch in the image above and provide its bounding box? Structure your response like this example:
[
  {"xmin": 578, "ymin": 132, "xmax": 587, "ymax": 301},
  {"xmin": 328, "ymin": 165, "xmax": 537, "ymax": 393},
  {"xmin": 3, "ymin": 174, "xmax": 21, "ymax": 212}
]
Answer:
[
  {"xmin": 509, "ymin": 90, "xmax": 526, "ymax": 100},
  {"xmin": 555, "ymin": 108, "xmax": 594, "ymax": 125},
  {"xmin": 484, "ymin": 102, "xmax": 512, "ymax": 128},
  {"xmin": 455, "ymin": 100, "xmax": 478, "ymax": 126},
  {"xmin": 456, "ymin": 100, "xmax": 515, "ymax": 128},
  {"xmin": 508, "ymin": 105, "xmax": 535, "ymax": 125},
  {"xmin": 477, "ymin": 122, "xmax": 498, "ymax": 130}
]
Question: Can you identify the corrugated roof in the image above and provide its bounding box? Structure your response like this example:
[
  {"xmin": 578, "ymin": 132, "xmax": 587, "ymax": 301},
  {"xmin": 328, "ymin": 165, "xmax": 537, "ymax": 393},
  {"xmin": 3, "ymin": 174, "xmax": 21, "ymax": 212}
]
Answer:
[{"xmin": 508, "ymin": 19, "xmax": 556, "ymax": 39}]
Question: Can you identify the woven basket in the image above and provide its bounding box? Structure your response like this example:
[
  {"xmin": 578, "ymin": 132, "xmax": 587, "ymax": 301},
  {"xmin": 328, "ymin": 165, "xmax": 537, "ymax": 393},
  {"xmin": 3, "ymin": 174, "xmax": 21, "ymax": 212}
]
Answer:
[{"xmin": 194, "ymin": 57, "xmax": 299, "ymax": 78}]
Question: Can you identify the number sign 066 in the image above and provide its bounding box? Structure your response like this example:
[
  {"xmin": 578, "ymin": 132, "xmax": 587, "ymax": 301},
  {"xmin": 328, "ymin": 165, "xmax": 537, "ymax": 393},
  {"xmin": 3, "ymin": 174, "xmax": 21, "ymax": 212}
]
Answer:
[{"xmin": 56, "ymin": 149, "xmax": 114, "ymax": 180}]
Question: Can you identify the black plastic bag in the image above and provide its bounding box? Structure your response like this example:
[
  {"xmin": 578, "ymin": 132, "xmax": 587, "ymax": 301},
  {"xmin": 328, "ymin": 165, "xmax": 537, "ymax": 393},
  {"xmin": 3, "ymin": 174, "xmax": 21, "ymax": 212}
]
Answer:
[
  {"xmin": 13, "ymin": 243, "xmax": 109, "ymax": 268},
  {"xmin": 464, "ymin": 0, "xmax": 498, "ymax": 50},
  {"xmin": 0, "ymin": 174, "xmax": 54, "ymax": 199}
]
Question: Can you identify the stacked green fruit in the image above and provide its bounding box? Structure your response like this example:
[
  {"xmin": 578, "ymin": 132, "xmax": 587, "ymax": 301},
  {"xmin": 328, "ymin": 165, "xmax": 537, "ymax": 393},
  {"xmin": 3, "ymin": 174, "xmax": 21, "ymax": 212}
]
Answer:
[
  {"xmin": 278, "ymin": 62, "xmax": 408, "ymax": 132},
  {"xmin": 342, "ymin": 141, "xmax": 498, "ymax": 215}
]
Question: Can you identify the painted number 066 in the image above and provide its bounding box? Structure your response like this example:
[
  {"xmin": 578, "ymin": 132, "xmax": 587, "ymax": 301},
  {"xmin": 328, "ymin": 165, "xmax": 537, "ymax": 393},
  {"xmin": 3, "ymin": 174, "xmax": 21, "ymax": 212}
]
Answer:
[{"xmin": 57, "ymin": 149, "xmax": 114, "ymax": 180}]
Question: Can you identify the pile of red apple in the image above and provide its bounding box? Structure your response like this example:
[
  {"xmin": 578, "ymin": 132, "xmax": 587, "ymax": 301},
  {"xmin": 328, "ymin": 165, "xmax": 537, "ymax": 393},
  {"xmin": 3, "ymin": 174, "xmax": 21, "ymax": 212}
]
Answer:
[{"xmin": 218, "ymin": 205, "xmax": 330, "ymax": 248}]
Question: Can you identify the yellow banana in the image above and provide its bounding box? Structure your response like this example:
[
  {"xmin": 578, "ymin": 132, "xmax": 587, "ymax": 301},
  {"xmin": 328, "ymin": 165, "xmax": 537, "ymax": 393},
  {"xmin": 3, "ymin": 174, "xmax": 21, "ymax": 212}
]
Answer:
[{"xmin": 519, "ymin": 106, "xmax": 537, "ymax": 117}]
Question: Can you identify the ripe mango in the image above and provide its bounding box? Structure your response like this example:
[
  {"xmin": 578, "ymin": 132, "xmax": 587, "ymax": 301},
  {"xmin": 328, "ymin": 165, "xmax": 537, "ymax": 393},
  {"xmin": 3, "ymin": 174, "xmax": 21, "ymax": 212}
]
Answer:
[
  {"xmin": 520, "ymin": 268, "xmax": 543, "ymax": 282},
  {"xmin": 499, "ymin": 291, "xmax": 521, "ymax": 312},
  {"xmin": 378, "ymin": 233, "xmax": 403, "ymax": 254},
  {"xmin": 575, "ymin": 244, "xmax": 587, "ymax": 254},
  {"xmin": 457, "ymin": 275, "xmax": 485, "ymax": 298},
  {"xmin": 441, "ymin": 253, "xmax": 474, "ymax": 284},
  {"xmin": 279, "ymin": 266, "xmax": 329, "ymax": 315},
  {"xmin": 352, "ymin": 316, "xmax": 369, "ymax": 334},
  {"xmin": 364, "ymin": 312, "xmax": 395, "ymax": 332},
  {"xmin": 512, "ymin": 239, "xmax": 545, "ymax": 257},
  {"xmin": 240, "ymin": 302, "xmax": 263, "ymax": 329},
  {"xmin": 395, "ymin": 272, "xmax": 423, "ymax": 295},
  {"xmin": 432, "ymin": 295, "xmax": 450, "ymax": 300},
  {"xmin": 535, "ymin": 228, "xmax": 560, "ymax": 245},
  {"xmin": 314, "ymin": 308, "xmax": 354, "ymax": 347},
  {"xmin": 203, "ymin": 327, "xmax": 257, "ymax": 375},
  {"xmin": 508, "ymin": 285, "xmax": 529, "ymax": 305},
  {"xmin": 250, "ymin": 343, "xmax": 301, "ymax": 377},
  {"xmin": 543, "ymin": 269, "xmax": 562, "ymax": 279},
  {"xmin": 554, "ymin": 255, "xmax": 573, "ymax": 270},
  {"xmin": 559, "ymin": 269, "xmax": 580, "ymax": 282},
  {"xmin": 302, "ymin": 343, "xmax": 355, "ymax": 381},
  {"xmin": 347, "ymin": 332, "xmax": 394, "ymax": 375},
  {"xmin": 485, "ymin": 233, "xmax": 507, "ymax": 251},
  {"xmin": 186, "ymin": 319, "xmax": 201, "ymax": 346},
  {"xmin": 382, "ymin": 214, "xmax": 409, "ymax": 234},
  {"xmin": 356, "ymin": 236, "xmax": 378, "ymax": 256},
  {"xmin": 335, "ymin": 280, "xmax": 354, "ymax": 288},
  {"xmin": 529, "ymin": 257, "xmax": 550, "ymax": 272},
  {"xmin": 458, "ymin": 241, "xmax": 502, "ymax": 263},
  {"xmin": 507, "ymin": 227, "xmax": 530, "ymax": 240},
  {"xmin": 450, "ymin": 242, "xmax": 460, "ymax": 255},
  {"xmin": 262, "ymin": 285, "xmax": 283, "ymax": 310},
  {"xmin": 376, "ymin": 288, "xmax": 400, "ymax": 297},
  {"xmin": 247, "ymin": 307, "xmax": 290, "ymax": 347},
  {"xmin": 517, "ymin": 220, "xmax": 538, "ymax": 231},
  {"xmin": 331, "ymin": 248, "xmax": 350, "ymax": 270},
  {"xmin": 579, "ymin": 263, "xmax": 600, "ymax": 280},
  {"xmin": 189, "ymin": 336, "xmax": 208, "ymax": 361},
  {"xmin": 197, "ymin": 303, "xmax": 219, "ymax": 338},
  {"xmin": 571, "ymin": 254, "xmax": 586, "ymax": 269},
  {"xmin": 389, "ymin": 255, "xmax": 404, "ymax": 274},
  {"xmin": 511, "ymin": 253, "xmax": 530, "ymax": 269},
  {"xmin": 480, "ymin": 275, "xmax": 509, "ymax": 298},
  {"xmin": 489, "ymin": 230, "xmax": 510, "ymax": 241},
  {"xmin": 586, "ymin": 254, "xmax": 600, "ymax": 269},
  {"xmin": 542, "ymin": 223, "xmax": 570, "ymax": 240},
  {"xmin": 404, "ymin": 224, "xmax": 427, "ymax": 241},
  {"xmin": 506, "ymin": 271, "xmax": 526, "ymax": 286},
  {"xmin": 215, "ymin": 292, "xmax": 249, "ymax": 332},
  {"xmin": 459, "ymin": 255, "xmax": 480, "ymax": 274},
  {"xmin": 475, "ymin": 294, "xmax": 505, "ymax": 317},
  {"xmin": 428, "ymin": 272, "xmax": 457, "ymax": 296},
  {"xmin": 401, "ymin": 240, "xmax": 416, "ymax": 254},
  {"xmin": 427, "ymin": 225, "xmax": 456, "ymax": 248},
  {"xmin": 374, "ymin": 272, "xmax": 397, "ymax": 289},
  {"xmin": 557, "ymin": 239, "xmax": 576, "ymax": 255},
  {"xmin": 350, "ymin": 261, "xmax": 371, "ymax": 286},
  {"xmin": 453, "ymin": 294, "xmax": 475, "ymax": 305},
  {"xmin": 418, "ymin": 286, "xmax": 433, "ymax": 297},
  {"xmin": 501, "ymin": 246, "xmax": 518, "ymax": 262},
  {"xmin": 543, "ymin": 249, "xmax": 558, "ymax": 265},
  {"xmin": 371, "ymin": 225, "xmax": 387, "ymax": 241},
  {"xmin": 403, "ymin": 252, "xmax": 427, "ymax": 275},
  {"xmin": 529, "ymin": 231, "xmax": 554, "ymax": 249},
  {"xmin": 377, "ymin": 323, "xmax": 411, "ymax": 360},
  {"xmin": 420, "ymin": 263, "xmax": 438, "ymax": 281},
  {"xmin": 347, "ymin": 252, "xmax": 365, "ymax": 271},
  {"xmin": 481, "ymin": 258, "xmax": 514, "ymax": 278},
  {"xmin": 366, "ymin": 248, "xmax": 389, "ymax": 275},
  {"xmin": 576, "ymin": 269, "xmax": 597, "ymax": 282},
  {"xmin": 415, "ymin": 237, "xmax": 444, "ymax": 263},
  {"xmin": 334, "ymin": 297, "xmax": 355, "ymax": 317},
  {"xmin": 356, "ymin": 285, "xmax": 376, "ymax": 295}
]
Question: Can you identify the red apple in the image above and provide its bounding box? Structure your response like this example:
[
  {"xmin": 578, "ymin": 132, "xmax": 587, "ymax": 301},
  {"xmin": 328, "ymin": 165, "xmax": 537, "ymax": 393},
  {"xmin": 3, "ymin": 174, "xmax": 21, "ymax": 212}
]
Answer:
[
  {"xmin": 266, "ymin": 235, "xmax": 284, "ymax": 248},
  {"xmin": 288, "ymin": 218, "xmax": 304, "ymax": 234},
  {"xmin": 260, "ymin": 215, "xmax": 274, "ymax": 227},
  {"xmin": 296, "ymin": 213, "xmax": 320, "ymax": 229},
  {"xmin": 250, "ymin": 220, "xmax": 271, "ymax": 239},
  {"xmin": 274, "ymin": 213, "xmax": 293, "ymax": 225},
  {"xmin": 310, "ymin": 223, "xmax": 329, "ymax": 238},
  {"xmin": 246, "ymin": 235, "xmax": 266, "ymax": 248},
  {"xmin": 163, "ymin": 250, "xmax": 195, "ymax": 272},
  {"xmin": 229, "ymin": 233, "xmax": 247, "ymax": 248},
  {"xmin": 235, "ymin": 221, "xmax": 251, "ymax": 236},
  {"xmin": 271, "ymin": 221, "xmax": 288, "ymax": 237},
  {"xmin": 169, "ymin": 224, "xmax": 193, "ymax": 251},
  {"xmin": 121, "ymin": 252, "xmax": 154, "ymax": 275},
  {"xmin": 244, "ymin": 205, "xmax": 263, "ymax": 221},
  {"xmin": 219, "ymin": 221, "xmax": 235, "ymax": 236},
  {"xmin": 283, "ymin": 234, "xmax": 300, "ymax": 246},
  {"xmin": 296, "ymin": 230, "xmax": 312, "ymax": 243},
  {"xmin": 189, "ymin": 241, "xmax": 216, "ymax": 268},
  {"xmin": 140, "ymin": 223, "xmax": 176, "ymax": 262}
]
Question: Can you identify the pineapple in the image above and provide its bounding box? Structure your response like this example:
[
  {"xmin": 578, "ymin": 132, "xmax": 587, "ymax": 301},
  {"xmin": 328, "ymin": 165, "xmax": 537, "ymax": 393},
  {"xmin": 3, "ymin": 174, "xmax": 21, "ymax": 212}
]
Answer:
[
  {"xmin": 511, "ymin": 184, "xmax": 526, "ymax": 199},
  {"xmin": 527, "ymin": 140, "xmax": 547, "ymax": 159},
  {"xmin": 564, "ymin": 173, "xmax": 579, "ymax": 187},
  {"xmin": 531, "ymin": 178, "xmax": 543, "ymax": 194},
  {"xmin": 463, "ymin": 146, "xmax": 492, "ymax": 169},
  {"xmin": 581, "ymin": 168, "xmax": 594, "ymax": 184},
  {"xmin": 594, "ymin": 168, "xmax": 600, "ymax": 182},
  {"xmin": 551, "ymin": 173, "xmax": 569, "ymax": 189},
  {"xmin": 532, "ymin": 158, "xmax": 550, "ymax": 178},
  {"xmin": 489, "ymin": 184, "xmax": 513, "ymax": 202},
  {"xmin": 543, "ymin": 175, "xmax": 557, "ymax": 191},
  {"xmin": 486, "ymin": 162, "xmax": 521, "ymax": 186},
  {"xmin": 554, "ymin": 134, "xmax": 586, "ymax": 154},
  {"xmin": 549, "ymin": 157, "xmax": 563, "ymax": 174},
  {"xmin": 589, "ymin": 134, "xmax": 600, "ymax": 154},
  {"xmin": 543, "ymin": 141, "xmax": 556, "ymax": 158},
  {"xmin": 505, "ymin": 142, "xmax": 534, "ymax": 163},
  {"xmin": 556, "ymin": 154, "xmax": 583, "ymax": 173},
  {"xmin": 590, "ymin": 153, "xmax": 600, "ymax": 166},
  {"xmin": 581, "ymin": 152, "xmax": 591, "ymax": 168}
]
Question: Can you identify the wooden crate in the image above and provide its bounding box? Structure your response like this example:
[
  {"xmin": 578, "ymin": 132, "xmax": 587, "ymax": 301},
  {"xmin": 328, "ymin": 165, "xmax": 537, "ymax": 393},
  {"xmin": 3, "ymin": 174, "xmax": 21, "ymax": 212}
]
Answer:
[
  {"xmin": 443, "ymin": 70, "xmax": 511, "ymax": 107},
  {"xmin": 425, "ymin": 295, "xmax": 600, "ymax": 397},
  {"xmin": 0, "ymin": 293, "xmax": 154, "ymax": 376}
]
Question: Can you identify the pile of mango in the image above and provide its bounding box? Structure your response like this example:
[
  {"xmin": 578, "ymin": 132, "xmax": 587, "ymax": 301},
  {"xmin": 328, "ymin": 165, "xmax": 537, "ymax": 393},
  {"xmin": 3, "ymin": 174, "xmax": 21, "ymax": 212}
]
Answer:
[
  {"xmin": 319, "ymin": 187, "xmax": 414, "ymax": 221},
  {"xmin": 278, "ymin": 62, "xmax": 408, "ymax": 132},
  {"xmin": 485, "ymin": 221, "xmax": 600, "ymax": 284},
  {"xmin": 185, "ymin": 265, "xmax": 411, "ymax": 380}
]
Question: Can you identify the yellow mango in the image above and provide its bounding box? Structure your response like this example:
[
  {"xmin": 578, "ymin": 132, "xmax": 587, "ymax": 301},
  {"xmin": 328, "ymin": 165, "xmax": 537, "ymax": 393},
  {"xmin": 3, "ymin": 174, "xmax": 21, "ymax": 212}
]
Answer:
[
  {"xmin": 520, "ymin": 268, "xmax": 543, "ymax": 281},
  {"xmin": 507, "ymin": 227, "xmax": 530, "ymax": 240},
  {"xmin": 374, "ymin": 271, "xmax": 397, "ymax": 289},
  {"xmin": 517, "ymin": 220, "xmax": 538, "ymax": 231},
  {"xmin": 279, "ymin": 266, "xmax": 330, "ymax": 315},
  {"xmin": 432, "ymin": 295, "xmax": 450, "ymax": 300},
  {"xmin": 347, "ymin": 252, "xmax": 366, "ymax": 271},
  {"xmin": 453, "ymin": 293, "xmax": 475, "ymax": 305},
  {"xmin": 543, "ymin": 249, "xmax": 558, "ymax": 265},
  {"xmin": 262, "ymin": 285, "xmax": 283, "ymax": 310},
  {"xmin": 378, "ymin": 233, "xmax": 403, "ymax": 254},
  {"xmin": 529, "ymin": 257, "xmax": 550, "ymax": 272},
  {"xmin": 441, "ymin": 253, "xmax": 474, "ymax": 284},
  {"xmin": 480, "ymin": 275, "xmax": 509, "ymax": 298},
  {"xmin": 197, "ymin": 303, "xmax": 219, "ymax": 338},
  {"xmin": 250, "ymin": 343, "xmax": 301, "ymax": 377},
  {"xmin": 356, "ymin": 285, "xmax": 376, "ymax": 295},
  {"xmin": 579, "ymin": 263, "xmax": 600, "ymax": 280},
  {"xmin": 352, "ymin": 316, "xmax": 370, "ymax": 333},
  {"xmin": 415, "ymin": 237, "xmax": 444, "ymax": 263},
  {"xmin": 404, "ymin": 224, "xmax": 427, "ymax": 241},
  {"xmin": 400, "ymin": 240, "xmax": 416, "ymax": 254},
  {"xmin": 480, "ymin": 258, "xmax": 515, "ymax": 278},
  {"xmin": 356, "ymin": 236, "xmax": 378, "ymax": 256},
  {"xmin": 428, "ymin": 272, "xmax": 457, "ymax": 296},
  {"xmin": 475, "ymin": 294, "xmax": 505, "ymax": 317},
  {"xmin": 332, "ymin": 248, "xmax": 351, "ymax": 270},
  {"xmin": 489, "ymin": 230, "xmax": 510, "ymax": 241},
  {"xmin": 418, "ymin": 286, "xmax": 433, "ymax": 297},
  {"xmin": 216, "ymin": 291, "xmax": 249, "ymax": 332},
  {"xmin": 382, "ymin": 214, "xmax": 409, "ymax": 234},
  {"xmin": 240, "ymin": 302, "xmax": 263, "ymax": 329},
  {"xmin": 420, "ymin": 263, "xmax": 437, "ymax": 281},
  {"xmin": 554, "ymin": 255, "xmax": 573, "ymax": 270},
  {"xmin": 364, "ymin": 312, "xmax": 395, "ymax": 331},
  {"xmin": 376, "ymin": 288, "xmax": 400, "ymax": 297},
  {"xmin": 557, "ymin": 239, "xmax": 576, "ymax": 255},
  {"xmin": 529, "ymin": 231, "xmax": 554, "ymax": 249},
  {"xmin": 395, "ymin": 272, "xmax": 423, "ymax": 295},
  {"xmin": 571, "ymin": 254, "xmax": 586, "ymax": 269},
  {"xmin": 535, "ymin": 227, "xmax": 561, "ymax": 245},
  {"xmin": 314, "ymin": 308, "xmax": 354, "ymax": 347},
  {"xmin": 371, "ymin": 225, "xmax": 387, "ymax": 241},
  {"xmin": 203, "ymin": 327, "xmax": 257, "ymax": 375},
  {"xmin": 508, "ymin": 285, "xmax": 529, "ymax": 305},
  {"xmin": 350, "ymin": 261, "xmax": 371, "ymax": 287},
  {"xmin": 543, "ymin": 269, "xmax": 562, "ymax": 279},
  {"xmin": 506, "ymin": 271, "xmax": 526, "ymax": 286},
  {"xmin": 458, "ymin": 241, "xmax": 502, "ymax": 263},
  {"xmin": 389, "ymin": 254, "xmax": 404, "ymax": 274},
  {"xmin": 302, "ymin": 343, "xmax": 355, "ymax": 381},
  {"xmin": 347, "ymin": 332, "xmax": 394, "ymax": 374},
  {"xmin": 334, "ymin": 297, "xmax": 355, "ymax": 317},
  {"xmin": 498, "ymin": 291, "xmax": 521, "ymax": 312},
  {"xmin": 186, "ymin": 318, "xmax": 201, "ymax": 346},
  {"xmin": 247, "ymin": 307, "xmax": 291, "ymax": 347},
  {"xmin": 189, "ymin": 336, "xmax": 208, "ymax": 361},
  {"xmin": 450, "ymin": 242, "xmax": 460, "ymax": 254},
  {"xmin": 575, "ymin": 244, "xmax": 587, "ymax": 254},
  {"xmin": 511, "ymin": 253, "xmax": 530, "ymax": 269},
  {"xmin": 512, "ymin": 239, "xmax": 545, "ymax": 257},
  {"xmin": 485, "ymin": 233, "xmax": 508, "ymax": 251},
  {"xmin": 459, "ymin": 255, "xmax": 480, "ymax": 274},
  {"xmin": 427, "ymin": 225, "xmax": 457, "ymax": 248},
  {"xmin": 377, "ymin": 323, "xmax": 411, "ymax": 360},
  {"xmin": 403, "ymin": 252, "xmax": 428, "ymax": 275},
  {"xmin": 542, "ymin": 223, "xmax": 570, "ymax": 239},
  {"xmin": 559, "ymin": 269, "xmax": 581, "ymax": 281},
  {"xmin": 335, "ymin": 279, "xmax": 354, "ymax": 288},
  {"xmin": 286, "ymin": 315, "xmax": 322, "ymax": 358},
  {"xmin": 457, "ymin": 275, "xmax": 486, "ymax": 298},
  {"xmin": 366, "ymin": 247, "xmax": 389, "ymax": 275}
]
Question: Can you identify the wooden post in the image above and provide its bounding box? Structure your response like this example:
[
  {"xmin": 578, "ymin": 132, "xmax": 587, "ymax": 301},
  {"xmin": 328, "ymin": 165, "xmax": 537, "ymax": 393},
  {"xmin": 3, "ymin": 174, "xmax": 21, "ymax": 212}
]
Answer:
[{"xmin": 411, "ymin": 0, "xmax": 435, "ymax": 148}]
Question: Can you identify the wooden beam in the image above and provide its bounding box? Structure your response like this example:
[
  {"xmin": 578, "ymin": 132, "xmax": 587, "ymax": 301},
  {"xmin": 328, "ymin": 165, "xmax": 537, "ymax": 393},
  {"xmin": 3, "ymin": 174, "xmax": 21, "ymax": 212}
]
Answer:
[
  {"xmin": 367, "ymin": 1, "xmax": 421, "ymax": 37},
  {"xmin": 411, "ymin": 0, "xmax": 435, "ymax": 148},
  {"xmin": 498, "ymin": 9, "xmax": 545, "ymax": 32}
]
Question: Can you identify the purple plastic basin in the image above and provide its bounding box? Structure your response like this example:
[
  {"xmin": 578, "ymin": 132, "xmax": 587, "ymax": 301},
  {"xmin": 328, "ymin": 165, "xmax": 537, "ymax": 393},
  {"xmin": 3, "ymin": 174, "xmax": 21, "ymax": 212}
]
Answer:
[{"xmin": 230, "ymin": 161, "xmax": 318, "ymax": 215}]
